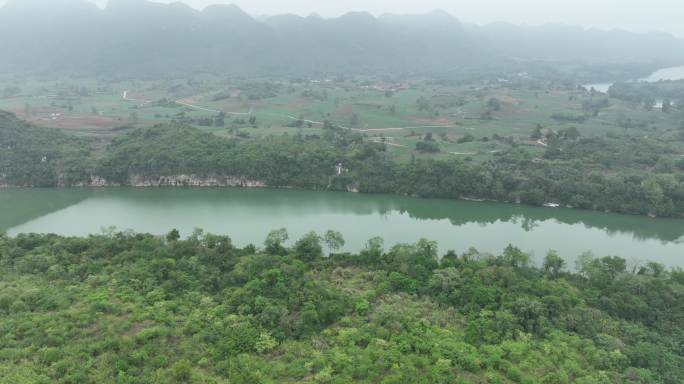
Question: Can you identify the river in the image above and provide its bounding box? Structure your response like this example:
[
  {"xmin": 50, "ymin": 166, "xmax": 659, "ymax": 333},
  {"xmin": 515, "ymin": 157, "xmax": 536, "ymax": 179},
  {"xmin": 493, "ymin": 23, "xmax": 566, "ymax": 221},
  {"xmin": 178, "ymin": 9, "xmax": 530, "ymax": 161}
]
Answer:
[
  {"xmin": 584, "ymin": 65, "xmax": 684, "ymax": 93},
  {"xmin": 2, "ymin": 188, "xmax": 683, "ymax": 268}
]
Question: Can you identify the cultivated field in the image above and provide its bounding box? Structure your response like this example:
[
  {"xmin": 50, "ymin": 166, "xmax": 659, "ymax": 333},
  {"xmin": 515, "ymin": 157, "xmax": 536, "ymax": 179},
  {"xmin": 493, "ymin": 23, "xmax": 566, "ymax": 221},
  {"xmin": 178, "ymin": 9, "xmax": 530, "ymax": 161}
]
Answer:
[{"xmin": 1, "ymin": 76, "xmax": 682, "ymax": 162}]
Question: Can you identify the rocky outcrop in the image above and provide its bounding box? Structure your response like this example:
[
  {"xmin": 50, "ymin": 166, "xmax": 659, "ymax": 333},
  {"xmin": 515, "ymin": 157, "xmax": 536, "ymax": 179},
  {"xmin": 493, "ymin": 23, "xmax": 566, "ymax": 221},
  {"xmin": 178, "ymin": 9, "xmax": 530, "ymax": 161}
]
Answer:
[
  {"xmin": 87, "ymin": 176, "xmax": 111, "ymax": 187},
  {"xmin": 128, "ymin": 175, "xmax": 267, "ymax": 188},
  {"xmin": 72, "ymin": 175, "xmax": 267, "ymax": 188},
  {"xmin": 346, "ymin": 184, "xmax": 360, "ymax": 193}
]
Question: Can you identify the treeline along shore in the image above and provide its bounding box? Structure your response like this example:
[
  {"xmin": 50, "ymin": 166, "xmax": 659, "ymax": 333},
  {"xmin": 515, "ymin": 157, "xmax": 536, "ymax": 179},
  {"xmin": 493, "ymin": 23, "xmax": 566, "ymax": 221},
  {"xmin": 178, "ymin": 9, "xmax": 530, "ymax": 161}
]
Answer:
[{"xmin": 2, "ymin": 111, "xmax": 684, "ymax": 218}]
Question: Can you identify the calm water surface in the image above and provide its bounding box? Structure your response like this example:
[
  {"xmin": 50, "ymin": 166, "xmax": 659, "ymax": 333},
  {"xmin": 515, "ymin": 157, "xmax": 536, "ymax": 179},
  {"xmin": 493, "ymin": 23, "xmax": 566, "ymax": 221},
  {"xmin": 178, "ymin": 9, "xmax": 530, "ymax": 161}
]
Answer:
[
  {"xmin": 2, "ymin": 188, "xmax": 683, "ymax": 268},
  {"xmin": 640, "ymin": 66, "xmax": 684, "ymax": 82},
  {"xmin": 585, "ymin": 65, "xmax": 684, "ymax": 93}
]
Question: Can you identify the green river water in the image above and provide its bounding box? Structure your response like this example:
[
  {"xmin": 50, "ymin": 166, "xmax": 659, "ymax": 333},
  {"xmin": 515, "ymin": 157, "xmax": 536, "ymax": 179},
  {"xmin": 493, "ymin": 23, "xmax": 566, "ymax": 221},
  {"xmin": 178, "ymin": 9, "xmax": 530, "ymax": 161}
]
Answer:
[{"xmin": 1, "ymin": 188, "xmax": 683, "ymax": 268}]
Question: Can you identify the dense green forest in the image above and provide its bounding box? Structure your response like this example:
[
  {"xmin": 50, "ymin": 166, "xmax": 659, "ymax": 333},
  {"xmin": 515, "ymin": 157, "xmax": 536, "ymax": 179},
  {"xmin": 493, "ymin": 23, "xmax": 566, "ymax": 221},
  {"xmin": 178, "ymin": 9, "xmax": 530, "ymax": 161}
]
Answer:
[
  {"xmin": 0, "ymin": 111, "xmax": 92, "ymax": 187},
  {"xmin": 1, "ymin": 110, "xmax": 684, "ymax": 217},
  {"xmin": 0, "ymin": 229, "xmax": 682, "ymax": 383}
]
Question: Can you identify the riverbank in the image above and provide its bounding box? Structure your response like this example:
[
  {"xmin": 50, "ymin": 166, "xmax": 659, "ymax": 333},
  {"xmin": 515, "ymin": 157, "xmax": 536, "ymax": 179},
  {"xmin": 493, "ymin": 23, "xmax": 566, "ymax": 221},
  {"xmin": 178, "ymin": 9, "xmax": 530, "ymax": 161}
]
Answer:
[
  {"xmin": 78, "ymin": 175, "xmax": 267, "ymax": 188},
  {"xmin": 3, "ymin": 85, "xmax": 684, "ymax": 219},
  {"xmin": 2, "ymin": 175, "xmax": 683, "ymax": 219}
]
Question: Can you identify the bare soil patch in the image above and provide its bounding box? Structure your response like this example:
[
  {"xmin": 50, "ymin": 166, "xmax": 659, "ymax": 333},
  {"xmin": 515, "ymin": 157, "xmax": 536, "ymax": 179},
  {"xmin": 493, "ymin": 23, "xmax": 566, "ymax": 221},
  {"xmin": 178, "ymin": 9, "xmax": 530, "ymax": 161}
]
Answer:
[
  {"xmin": 405, "ymin": 116, "xmax": 455, "ymax": 125},
  {"xmin": 12, "ymin": 110, "xmax": 119, "ymax": 130}
]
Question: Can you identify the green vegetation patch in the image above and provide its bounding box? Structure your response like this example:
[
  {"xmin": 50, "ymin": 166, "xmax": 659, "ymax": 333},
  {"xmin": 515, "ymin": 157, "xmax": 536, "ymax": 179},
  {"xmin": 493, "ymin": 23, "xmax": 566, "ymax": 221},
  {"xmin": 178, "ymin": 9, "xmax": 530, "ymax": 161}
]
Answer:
[{"xmin": 0, "ymin": 230, "xmax": 682, "ymax": 383}]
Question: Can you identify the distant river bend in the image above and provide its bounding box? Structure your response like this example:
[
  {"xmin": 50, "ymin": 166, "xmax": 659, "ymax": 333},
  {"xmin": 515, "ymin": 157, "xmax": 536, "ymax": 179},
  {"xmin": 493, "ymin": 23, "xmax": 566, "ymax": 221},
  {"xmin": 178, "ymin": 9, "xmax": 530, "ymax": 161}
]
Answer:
[{"xmin": 584, "ymin": 65, "xmax": 684, "ymax": 93}]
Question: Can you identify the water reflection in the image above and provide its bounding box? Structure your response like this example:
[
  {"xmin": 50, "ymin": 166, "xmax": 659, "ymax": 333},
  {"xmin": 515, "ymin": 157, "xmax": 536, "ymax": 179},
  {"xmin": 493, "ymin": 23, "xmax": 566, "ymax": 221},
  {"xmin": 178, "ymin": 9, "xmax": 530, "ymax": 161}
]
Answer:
[
  {"xmin": 4, "ymin": 187, "xmax": 683, "ymax": 267},
  {"xmin": 2, "ymin": 187, "xmax": 683, "ymax": 245},
  {"xmin": 388, "ymin": 198, "xmax": 684, "ymax": 243},
  {"xmin": 0, "ymin": 188, "xmax": 94, "ymax": 232}
]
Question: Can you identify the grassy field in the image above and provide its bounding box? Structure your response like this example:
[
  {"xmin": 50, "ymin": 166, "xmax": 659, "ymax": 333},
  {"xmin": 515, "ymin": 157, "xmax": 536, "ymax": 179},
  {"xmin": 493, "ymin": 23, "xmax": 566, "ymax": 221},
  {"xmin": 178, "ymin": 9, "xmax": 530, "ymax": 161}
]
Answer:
[{"xmin": 1, "ymin": 76, "xmax": 682, "ymax": 162}]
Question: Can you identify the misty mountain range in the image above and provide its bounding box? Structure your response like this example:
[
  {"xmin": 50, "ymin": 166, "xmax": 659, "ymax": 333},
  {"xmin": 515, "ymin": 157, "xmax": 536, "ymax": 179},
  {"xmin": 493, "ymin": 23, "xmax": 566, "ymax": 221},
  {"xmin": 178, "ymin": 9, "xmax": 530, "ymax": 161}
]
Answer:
[{"xmin": 2, "ymin": 0, "xmax": 684, "ymax": 79}]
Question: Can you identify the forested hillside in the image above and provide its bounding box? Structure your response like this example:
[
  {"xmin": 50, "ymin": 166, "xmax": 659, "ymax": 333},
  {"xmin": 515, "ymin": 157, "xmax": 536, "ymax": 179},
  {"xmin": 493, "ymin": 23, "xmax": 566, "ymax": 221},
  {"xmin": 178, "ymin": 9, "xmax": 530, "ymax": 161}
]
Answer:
[
  {"xmin": 0, "ymin": 111, "xmax": 91, "ymax": 187},
  {"xmin": 2, "ymin": 110, "xmax": 684, "ymax": 217},
  {"xmin": 99, "ymin": 124, "xmax": 684, "ymax": 217},
  {"xmin": 0, "ymin": 230, "xmax": 682, "ymax": 383},
  {"xmin": 2, "ymin": 2, "xmax": 684, "ymax": 384}
]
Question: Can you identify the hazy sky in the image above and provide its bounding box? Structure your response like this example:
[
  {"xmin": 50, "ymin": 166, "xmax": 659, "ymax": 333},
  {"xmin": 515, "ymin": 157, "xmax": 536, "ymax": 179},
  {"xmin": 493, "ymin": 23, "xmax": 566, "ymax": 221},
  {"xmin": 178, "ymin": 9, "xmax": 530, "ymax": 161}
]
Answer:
[{"xmin": 3, "ymin": 0, "xmax": 683, "ymax": 37}]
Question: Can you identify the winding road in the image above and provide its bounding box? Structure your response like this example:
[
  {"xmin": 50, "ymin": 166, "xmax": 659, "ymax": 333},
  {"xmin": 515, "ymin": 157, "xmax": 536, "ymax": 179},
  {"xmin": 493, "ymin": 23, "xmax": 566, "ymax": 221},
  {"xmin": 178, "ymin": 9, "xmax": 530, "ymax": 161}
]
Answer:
[{"xmin": 123, "ymin": 90, "xmax": 252, "ymax": 116}]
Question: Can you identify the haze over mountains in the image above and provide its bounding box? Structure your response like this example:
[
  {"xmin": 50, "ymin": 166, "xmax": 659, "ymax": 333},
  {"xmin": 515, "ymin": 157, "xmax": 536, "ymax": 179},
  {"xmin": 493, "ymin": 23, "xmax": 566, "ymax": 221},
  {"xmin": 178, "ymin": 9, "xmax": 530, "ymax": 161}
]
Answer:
[{"xmin": 2, "ymin": 0, "xmax": 684, "ymax": 78}]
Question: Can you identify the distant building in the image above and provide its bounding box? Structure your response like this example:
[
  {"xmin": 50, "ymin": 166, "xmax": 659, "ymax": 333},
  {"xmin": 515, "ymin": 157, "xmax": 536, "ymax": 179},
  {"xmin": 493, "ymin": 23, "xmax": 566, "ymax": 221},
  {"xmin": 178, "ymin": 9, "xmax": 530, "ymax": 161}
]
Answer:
[
  {"xmin": 373, "ymin": 83, "xmax": 409, "ymax": 93},
  {"xmin": 335, "ymin": 163, "xmax": 347, "ymax": 175}
]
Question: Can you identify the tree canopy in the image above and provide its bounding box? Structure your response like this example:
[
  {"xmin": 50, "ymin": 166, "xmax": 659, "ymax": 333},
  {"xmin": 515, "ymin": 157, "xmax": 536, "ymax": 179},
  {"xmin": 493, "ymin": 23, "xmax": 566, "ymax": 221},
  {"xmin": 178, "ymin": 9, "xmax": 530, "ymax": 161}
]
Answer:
[
  {"xmin": 2, "ymin": 112, "xmax": 684, "ymax": 217},
  {"xmin": 0, "ymin": 230, "xmax": 682, "ymax": 383}
]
